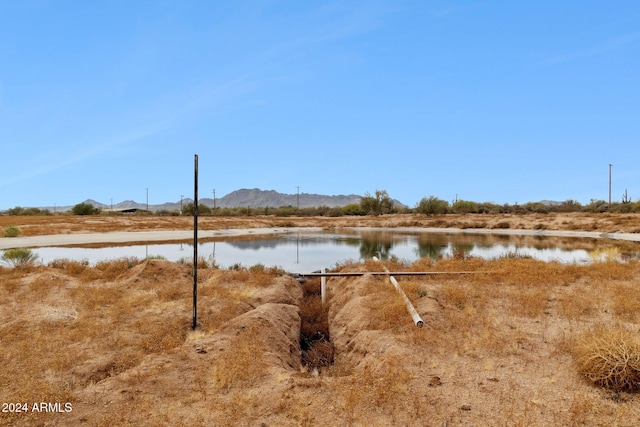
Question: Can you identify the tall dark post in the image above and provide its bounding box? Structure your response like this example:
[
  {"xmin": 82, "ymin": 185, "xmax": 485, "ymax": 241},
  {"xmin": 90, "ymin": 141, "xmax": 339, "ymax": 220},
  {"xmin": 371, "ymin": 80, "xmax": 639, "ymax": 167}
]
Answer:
[
  {"xmin": 609, "ymin": 163, "xmax": 613, "ymax": 208},
  {"xmin": 192, "ymin": 154, "xmax": 199, "ymax": 330}
]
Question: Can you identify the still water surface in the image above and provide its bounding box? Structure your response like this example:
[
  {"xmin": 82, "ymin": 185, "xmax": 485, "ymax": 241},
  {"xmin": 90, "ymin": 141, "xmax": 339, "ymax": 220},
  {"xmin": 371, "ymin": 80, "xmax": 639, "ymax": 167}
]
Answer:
[{"xmin": 28, "ymin": 231, "xmax": 628, "ymax": 273}]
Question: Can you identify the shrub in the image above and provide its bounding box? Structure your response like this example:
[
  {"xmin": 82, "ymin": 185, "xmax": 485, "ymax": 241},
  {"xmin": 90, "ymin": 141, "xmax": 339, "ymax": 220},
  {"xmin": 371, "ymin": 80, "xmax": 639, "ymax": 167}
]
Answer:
[
  {"xmin": 48, "ymin": 258, "xmax": 89, "ymax": 274},
  {"xmin": 476, "ymin": 201, "xmax": 502, "ymax": 214},
  {"xmin": 5, "ymin": 206, "xmax": 51, "ymax": 215},
  {"xmin": 327, "ymin": 207, "xmax": 344, "ymax": 217},
  {"xmin": 72, "ymin": 202, "xmax": 99, "ymax": 215},
  {"xmin": 558, "ymin": 199, "xmax": 582, "ymax": 213},
  {"xmin": 177, "ymin": 255, "xmax": 217, "ymax": 268},
  {"xmin": 342, "ymin": 203, "xmax": 364, "ymax": 216},
  {"xmin": 182, "ymin": 202, "xmax": 213, "ymax": 215},
  {"xmin": 573, "ymin": 327, "xmax": 640, "ymax": 392},
  {"xmin": 451, "ymin": 199, "xmax": 478, "ymax": 214},
  {"xmin": 1, "ymin": 248, "xmax": 38, "ymax": 267},
  {"xmin": 584, "ymin": 199, "xmax": 609, "ymax": 213},
  {"xmin": 589, "ymin": 247, "xmax": 622, "ymax": 263},
  {"xmin": 3, "ymin": 225, "xmax": 22, "ymax": 237},
  {"xmin": 416, "ymin": 196, "xmax": 449, "ymax": 215}
]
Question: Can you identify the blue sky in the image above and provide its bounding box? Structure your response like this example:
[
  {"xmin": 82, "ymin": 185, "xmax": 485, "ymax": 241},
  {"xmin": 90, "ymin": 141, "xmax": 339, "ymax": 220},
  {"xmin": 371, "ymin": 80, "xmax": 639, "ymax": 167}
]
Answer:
[{"xmin": 1, "ymin": 1, "xmax": 639, "ymax": 210}]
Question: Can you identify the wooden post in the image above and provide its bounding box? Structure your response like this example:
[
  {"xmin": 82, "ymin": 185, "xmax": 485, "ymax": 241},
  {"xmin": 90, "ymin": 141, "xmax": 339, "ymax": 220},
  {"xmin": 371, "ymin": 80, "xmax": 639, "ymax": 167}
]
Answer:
[{"xmin": 321, "ymin": 268, "xmax": 326, "ymax": 305}]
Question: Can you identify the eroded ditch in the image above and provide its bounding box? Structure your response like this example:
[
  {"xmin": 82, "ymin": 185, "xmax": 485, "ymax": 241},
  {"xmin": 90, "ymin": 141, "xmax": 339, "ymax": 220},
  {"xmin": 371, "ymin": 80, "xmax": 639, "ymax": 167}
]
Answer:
[{"xmin": 298, "ymin": 277, "xmax": 334, "ymax": 371}]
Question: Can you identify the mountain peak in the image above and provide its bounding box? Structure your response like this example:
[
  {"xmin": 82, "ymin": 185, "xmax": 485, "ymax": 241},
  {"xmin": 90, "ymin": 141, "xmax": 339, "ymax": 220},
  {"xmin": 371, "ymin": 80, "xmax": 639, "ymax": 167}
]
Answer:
[
  {"xmin": 217, "ymin": 188, "xmax": 361, "ymax": 208},
  {"xmin": 29, "ymin": 188, "xmax": 407, "ymax": 212}
]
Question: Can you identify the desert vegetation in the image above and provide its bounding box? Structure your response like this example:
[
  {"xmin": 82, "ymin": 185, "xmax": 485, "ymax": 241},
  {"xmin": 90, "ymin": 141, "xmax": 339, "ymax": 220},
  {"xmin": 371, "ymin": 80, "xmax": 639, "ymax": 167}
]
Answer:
[
  {"xmin": 2, "ymin": 225, "xmax": 22, "ymax": 237},
  {"xmin": 4, "ymin": 189, "xmax": 640, "ymax": 218},
  {"xmin": 1, "ymin": 248, "xmax": 640, "ymax": 425},
  {"xmin": 70, "ymin": 202, "xmax": 101, "ymax": 216},
  {"xmin": 573, "ymin": 327, "xmax": 640, "ymax": 393},
  {"xmin": 1, "ymin": 248, "xmax": 38, "ymax": 267}
]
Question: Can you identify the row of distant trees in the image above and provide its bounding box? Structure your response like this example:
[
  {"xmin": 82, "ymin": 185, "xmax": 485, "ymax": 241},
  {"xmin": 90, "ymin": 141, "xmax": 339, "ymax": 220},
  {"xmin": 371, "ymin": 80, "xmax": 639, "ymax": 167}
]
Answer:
[
  {"xmin": 414, "ymin": 196, "xmax": 640, "ymax": 215},
  {"xmin": 3, "ymin": 203, "xmax": 100, "ymax": 216},
  {"xmin": 3, "ymin": 191, "xmax": 640, "ymax": 217}
]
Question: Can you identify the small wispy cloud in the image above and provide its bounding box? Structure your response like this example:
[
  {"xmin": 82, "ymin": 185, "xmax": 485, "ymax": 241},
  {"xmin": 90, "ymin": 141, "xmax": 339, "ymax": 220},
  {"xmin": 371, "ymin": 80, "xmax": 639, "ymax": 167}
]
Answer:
[{"xmin": 0, "ymin": 120, "xmax": 171, "ymax": 188}]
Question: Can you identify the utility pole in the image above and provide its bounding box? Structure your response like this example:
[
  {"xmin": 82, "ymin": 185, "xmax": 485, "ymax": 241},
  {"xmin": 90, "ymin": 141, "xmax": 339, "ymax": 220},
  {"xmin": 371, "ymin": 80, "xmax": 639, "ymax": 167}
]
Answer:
[
  {"xmin": 609, "ymin": 164, "xmax": 613, "ymax": 208},
  {"xmin": 110, "ymin": 197, "xmax": 113, "ymax": 211},
  {"xmin": 212, "ymin": 189, "xmax": 216, "ymax": 209},
  {"xmin": 180, "ymin": 195, "xmax": 184, "ymax": 215},
  {"xmin": 296, "ymin": 186, "xmax": 300, "ymax": 210},
  {"xmin": 146, "ymin": 187, "xmax": 149, "ymax": 212}
]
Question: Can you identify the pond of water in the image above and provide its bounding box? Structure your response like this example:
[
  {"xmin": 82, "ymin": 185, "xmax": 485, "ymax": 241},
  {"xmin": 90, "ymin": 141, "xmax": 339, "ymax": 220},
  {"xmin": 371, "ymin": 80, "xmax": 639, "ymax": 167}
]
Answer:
[{"xmin": 24, "ymin": 230, "xmax": 638, "ymax": 273}]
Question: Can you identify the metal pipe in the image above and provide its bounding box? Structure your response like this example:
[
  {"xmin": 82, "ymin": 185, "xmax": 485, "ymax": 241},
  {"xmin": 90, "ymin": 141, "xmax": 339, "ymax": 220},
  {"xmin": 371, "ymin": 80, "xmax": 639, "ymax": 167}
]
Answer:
[
  {"xmin": 373, "ymin": 256, "xmax": 424, "ymax": 328},
  {"xmin": 296, "ymin": 271, "xmax": 484, "ymax": 278}
]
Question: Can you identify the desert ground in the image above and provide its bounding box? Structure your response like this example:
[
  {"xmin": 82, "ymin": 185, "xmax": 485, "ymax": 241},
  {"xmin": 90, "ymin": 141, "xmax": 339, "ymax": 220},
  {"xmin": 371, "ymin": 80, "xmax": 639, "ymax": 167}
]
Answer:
[{"xmin": 2, "ymin": 213, "xmax": 640, "ymax": 426}]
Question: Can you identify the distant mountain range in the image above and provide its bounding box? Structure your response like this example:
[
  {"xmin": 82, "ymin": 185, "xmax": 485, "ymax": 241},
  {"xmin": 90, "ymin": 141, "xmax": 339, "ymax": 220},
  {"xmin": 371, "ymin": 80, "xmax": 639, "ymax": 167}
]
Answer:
[
  {"xmin": 5, "ymin": 190, "xmax": 567, "ymax": 213},
  {"xmin": 39, "ymin": 188, "xmax": 382, "ymax": 213}
]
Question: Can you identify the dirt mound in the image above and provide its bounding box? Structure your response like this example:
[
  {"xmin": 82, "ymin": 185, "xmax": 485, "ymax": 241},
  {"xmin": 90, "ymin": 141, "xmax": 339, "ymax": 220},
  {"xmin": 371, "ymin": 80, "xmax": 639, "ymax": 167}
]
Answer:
[
  {"xmin": 119, "ymin": 259, "xmax": 192, "ymax": 286},
  {"xmin": 55, "ymin": 303, "xmax": 303, "ymax": 426},
  {"xmin": 327, "ymin": 265, "xmax": 432, "ymax": 372},
  {"xmin": 195, "ymin": 301, "xmax": 302, "ymax": 375},
  {"xmin": 48, "ymin": 273, "xmax": 304, "ymax": 426}
]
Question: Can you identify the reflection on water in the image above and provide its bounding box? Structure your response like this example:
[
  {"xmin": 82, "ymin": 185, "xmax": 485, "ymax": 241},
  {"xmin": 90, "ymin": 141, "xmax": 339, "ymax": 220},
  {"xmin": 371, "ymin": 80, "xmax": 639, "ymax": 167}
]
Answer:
[{"xmin": 29, "ymin": 231, "xmax": 640, "ymax": 273}]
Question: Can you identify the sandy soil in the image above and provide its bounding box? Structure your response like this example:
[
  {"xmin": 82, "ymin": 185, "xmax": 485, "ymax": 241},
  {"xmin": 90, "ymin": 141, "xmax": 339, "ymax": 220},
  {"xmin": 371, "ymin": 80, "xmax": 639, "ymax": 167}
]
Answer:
[{"xmin": 2, "ymin": 213, "xmax": 640, "ymax": 426}]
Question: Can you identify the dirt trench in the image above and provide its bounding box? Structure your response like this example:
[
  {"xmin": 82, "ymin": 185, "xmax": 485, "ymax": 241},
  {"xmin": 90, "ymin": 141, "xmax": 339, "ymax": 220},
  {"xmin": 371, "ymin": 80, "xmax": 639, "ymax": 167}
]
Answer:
[
  {"xmin": 298, "ymin": 277, "xmax": 334, "ymax": 372},
  {"xmin": 43, "ymin": 262, "xmax": 430, "ymax": 426}
]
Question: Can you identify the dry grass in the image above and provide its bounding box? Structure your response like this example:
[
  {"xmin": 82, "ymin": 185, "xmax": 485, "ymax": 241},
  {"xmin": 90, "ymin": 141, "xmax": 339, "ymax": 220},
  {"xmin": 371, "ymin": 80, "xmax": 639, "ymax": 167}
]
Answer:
[
  {"xmin": 573, "ymin": 327, "xmax": 640, "ymax": 392},
  {"xmin": 589, "ymin": 246, "xmax": 623, "ymax": 263},
  {"xmin": 330, "ymin": 360, "xmax": 417, "ymax": 425},
  {"xmin": 610, "ymin": 282, "xmax": 640, "ymax": 322},
  {"xmin": 559, "ymin": 286, "xmax": 600, "ymax": 319},
  {"xmin": 211, "ymin": 326, "xmax": 268, "ymax": 392},
  {"xmin": 363, "ymin": 282, "xmax": 409, "ymax": 331},
  {"xmin": 0, "ymin": 258, "xmax": 194, "ymax": 425},
  {"xmin": 3, "ymin": 238, "xmax": 640, "ymax": 425},
  {"xmin": 403, "ymin": 257, "xmax": 638, "ymax": 362},
  {"xmin": 48, "ymin": 258, "xmax": 89, "ymax": 274},
  {"xmin": 195, "ymin": 265, "xmax": 288, "ymax": 333}
]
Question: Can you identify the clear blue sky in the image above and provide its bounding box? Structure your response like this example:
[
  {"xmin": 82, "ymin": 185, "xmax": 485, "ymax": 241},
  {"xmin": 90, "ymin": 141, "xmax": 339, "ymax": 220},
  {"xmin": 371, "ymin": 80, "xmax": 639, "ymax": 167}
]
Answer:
[{"xmin": 1, "ymin": 1, "xmax": 639, "ymax": 210}]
